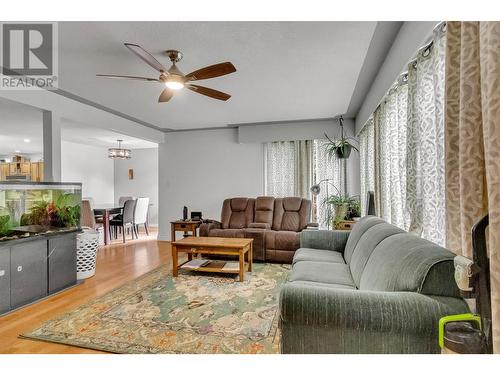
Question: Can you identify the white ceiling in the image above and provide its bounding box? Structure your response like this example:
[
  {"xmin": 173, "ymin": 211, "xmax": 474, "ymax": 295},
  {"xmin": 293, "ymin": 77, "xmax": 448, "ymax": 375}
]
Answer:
[
  {"xmin": 61, "ymin": 119, "xmax": 157, "ymax": 149},
  {"xmin": 0, "ymin": 98, "xmax": 43, "ymax": 155},
  {"xmin": 0, "ymin": 97, "xmax": 157, "ymax": 156},
  {"xmin": 57, "ymin": 22, "xmax": 378, "ymax": 130}
]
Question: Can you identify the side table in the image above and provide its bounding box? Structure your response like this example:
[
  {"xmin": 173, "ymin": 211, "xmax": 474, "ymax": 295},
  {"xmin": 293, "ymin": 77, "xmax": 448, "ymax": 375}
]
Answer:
[{"xmin": 170, "ymin": 220, "xmax": 201, "ymax": 242}]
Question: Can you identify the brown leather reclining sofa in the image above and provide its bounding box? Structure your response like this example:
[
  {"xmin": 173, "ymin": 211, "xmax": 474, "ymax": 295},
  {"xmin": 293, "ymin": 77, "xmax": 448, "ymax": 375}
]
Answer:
[{"xmin": 199, "ymin": 196, "xmax": 317, "ymax": 263}]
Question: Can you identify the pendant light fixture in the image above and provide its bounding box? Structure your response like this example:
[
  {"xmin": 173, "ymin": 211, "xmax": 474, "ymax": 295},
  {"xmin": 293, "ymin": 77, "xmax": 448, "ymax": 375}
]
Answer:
[{"xmin": 108, "ymin": 139, "xmax": 131, "ymax": 159}]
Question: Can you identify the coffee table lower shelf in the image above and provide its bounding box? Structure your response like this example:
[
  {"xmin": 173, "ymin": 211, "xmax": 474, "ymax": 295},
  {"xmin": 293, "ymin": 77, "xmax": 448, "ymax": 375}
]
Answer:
[{"xmin": 179, "ymin": 260, "xmax": 242, "ymax": 274}]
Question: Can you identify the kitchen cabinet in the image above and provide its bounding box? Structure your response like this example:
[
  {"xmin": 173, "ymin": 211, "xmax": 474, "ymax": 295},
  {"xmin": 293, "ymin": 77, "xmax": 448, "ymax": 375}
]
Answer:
[
  {"xmin": 1, "ymin": 161, "xmax": 44, "ymax": 181},
  {"xmin": 20, "ymin": 162, "xmax": 31, "ymax": 174}
]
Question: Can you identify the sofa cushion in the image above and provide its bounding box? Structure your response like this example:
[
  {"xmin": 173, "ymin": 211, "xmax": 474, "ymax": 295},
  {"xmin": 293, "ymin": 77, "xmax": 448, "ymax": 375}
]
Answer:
[
  {"xmin": 220, "ymin": 198, "xmax": 255, "ymax": 229},
  {"xmin": 289, "ymin": 261, "xmax": 356, "ymax": 287},
  {"xmin": 293, "ymin": 248, "xmax": 345, "ymax": 265},
  {"xmin": 265, "ymin": 230, "xmax": 300, "ymax": 251},
  {"xmin": 208, "ymin": 228, "xmax": 245, "ymax": 238},
  {"xmin": 344, "ymin": 216, "xmax": 386, "ymax": 263},
  {"xmin": 359, "ymin": 233, "xmax": 461, "ymax": 297},
  {"xmin": 254, "ymin": 196, "xmax": 275, "ymax": 225},
  {"xmin": 300, "ymin": 230, "xmax": 350, "ymax": 252},
  {"xmin": 349, "ymin": 223, "xmax": 405, "ymax": 287},
  {"xmin": 272, "ymin": 198, "xmax": 311, "ymax": 232}
]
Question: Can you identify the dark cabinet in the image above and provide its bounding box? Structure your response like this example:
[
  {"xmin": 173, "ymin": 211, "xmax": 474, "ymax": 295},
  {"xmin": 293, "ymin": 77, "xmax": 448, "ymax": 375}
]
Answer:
[
  {"xmin": 0, "ymin": 247, "xmax": 10, "ymax": 313},
  {"xmin": 48, "ymin": 234, "xmax": 77, "ymax": 294},
  {"xmin": 0, "ymin": 232, "xmax": 78, "ymax": 315},
  {"xmin": 10, "ymin": 240, "xmax": 48, "ymax": 308}
]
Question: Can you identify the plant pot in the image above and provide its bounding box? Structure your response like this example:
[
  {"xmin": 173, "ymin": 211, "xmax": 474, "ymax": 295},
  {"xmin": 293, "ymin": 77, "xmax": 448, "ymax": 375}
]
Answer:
[
  {"xmin": 336, "ymin": 144, "xmax": 352, "ymax": 159},
  {"xmin": 333, "ymin": 203, "xmax": 349, "ymax": 220}
]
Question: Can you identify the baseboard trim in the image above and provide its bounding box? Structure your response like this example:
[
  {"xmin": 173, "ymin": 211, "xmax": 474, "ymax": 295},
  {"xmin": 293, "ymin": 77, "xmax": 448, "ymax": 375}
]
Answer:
[{"xmin": 157, "ymin": 233, "xmax": 170, "ymax": 242}]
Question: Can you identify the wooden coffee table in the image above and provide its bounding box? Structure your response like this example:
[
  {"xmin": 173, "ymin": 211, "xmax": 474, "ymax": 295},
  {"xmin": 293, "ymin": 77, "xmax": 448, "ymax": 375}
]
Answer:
[{"xmin": 171, "ymin": 237, "xmax": 253, "ymax": 282}]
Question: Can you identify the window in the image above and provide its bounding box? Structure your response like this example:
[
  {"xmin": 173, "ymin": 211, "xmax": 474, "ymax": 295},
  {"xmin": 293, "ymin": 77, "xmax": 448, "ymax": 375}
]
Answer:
[
  {"xmin": 265, "ymin": 139, "xmax": 342, "ymax": 227},
  {"xmin": 359, "ymin": 23, "xmax": 446, "ymax": 246}
]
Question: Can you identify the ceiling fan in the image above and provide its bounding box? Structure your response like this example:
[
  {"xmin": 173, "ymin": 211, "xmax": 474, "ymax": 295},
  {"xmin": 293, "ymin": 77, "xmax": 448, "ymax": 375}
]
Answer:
[{"xmin": 97, "ymin": 43, "xmax": 236, "ymax": 103}]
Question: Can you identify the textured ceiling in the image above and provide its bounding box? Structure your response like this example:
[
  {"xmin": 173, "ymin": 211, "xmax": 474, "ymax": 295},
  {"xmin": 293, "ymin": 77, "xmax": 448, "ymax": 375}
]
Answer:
[{"xmin": 57, "ymin": 21, "xmax": 378, "ymax": 130}]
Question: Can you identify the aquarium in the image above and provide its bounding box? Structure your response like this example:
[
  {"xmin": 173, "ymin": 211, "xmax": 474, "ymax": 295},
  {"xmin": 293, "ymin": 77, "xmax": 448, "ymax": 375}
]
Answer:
[{"xmin": 0, "ymin": 181, "xmax": 82, "ymax": 242}]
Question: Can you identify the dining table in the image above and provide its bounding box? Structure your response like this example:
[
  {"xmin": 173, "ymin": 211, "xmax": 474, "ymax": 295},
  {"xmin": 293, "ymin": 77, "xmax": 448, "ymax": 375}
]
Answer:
[{"xmin": 93, "ymin": 203, "xmax": 123, "ymax": 245}]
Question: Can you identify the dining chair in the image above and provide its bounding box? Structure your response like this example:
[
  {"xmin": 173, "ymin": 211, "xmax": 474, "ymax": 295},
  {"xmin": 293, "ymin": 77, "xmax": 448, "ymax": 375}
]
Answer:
[
  {"xmin": 83, "ymin": 196, "xmax": 103, "ymax": 222},
  {"xmin": 81, "ymin": 199, "xmax": 104, "ymax": 245},
  {"xmin": 134, "ymin": 197, "xmax": 150, "ymax": 236},
  {"xmin": 109, "ymin": 199, "xmax": 137, "ymax": 243},
  {"xmin": 118, "ymin": 196, "xmax": 135, "ymax": 207}
]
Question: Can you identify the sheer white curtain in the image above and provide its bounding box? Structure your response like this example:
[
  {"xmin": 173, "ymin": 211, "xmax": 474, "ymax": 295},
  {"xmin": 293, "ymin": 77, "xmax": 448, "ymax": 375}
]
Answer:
[
  {"xmin": 359, "ymin": 118, "xmax": 375, "ymax": 215},
  {"xmin": 264, "ymin": 140, "xmax": 312, "ymax": 198},
  {"xmin": 406, "ymin": 24, "xmax": 446, "ymax": 246},
  {"xmin": 375, "ymin": 80, "xmax": 409, "ymax": 230},
  {"xmin": 265, "ymin": 141, "xmax": 295, "ymax": 197},
  {"xmin": 313, "ymin": 139, "xmax": 342, "ymax": 226},
  {"xmin": 360, "ymin": 22, "xmax": 447, "ymax": 246},
  {"xmin": 265, "ymin": 139, "xmax": 341, "ymax": 227}
]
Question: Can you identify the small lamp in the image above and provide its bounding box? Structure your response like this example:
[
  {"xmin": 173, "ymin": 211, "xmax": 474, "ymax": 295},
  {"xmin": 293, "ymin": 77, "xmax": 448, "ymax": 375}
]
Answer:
[{"xmin": 310, "ymin": 179, "xmax": 340, "ymax": 230}]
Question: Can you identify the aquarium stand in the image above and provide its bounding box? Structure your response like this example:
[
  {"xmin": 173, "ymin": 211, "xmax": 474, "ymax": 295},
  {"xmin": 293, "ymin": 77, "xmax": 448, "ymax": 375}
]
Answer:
[{"xmin": 0, "ymin": 230, "xmax": 79, "ymax": 315}]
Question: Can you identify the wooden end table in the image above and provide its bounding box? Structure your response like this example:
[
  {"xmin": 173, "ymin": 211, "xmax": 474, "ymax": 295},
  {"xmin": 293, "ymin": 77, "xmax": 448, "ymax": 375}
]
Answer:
[
  {"xmin": 170, "ymin": 220, "xmax": 201, "ymax": 242},
  {"xmin": 171, "ymin": 237, "xmax": 253, "ymax": 282}
]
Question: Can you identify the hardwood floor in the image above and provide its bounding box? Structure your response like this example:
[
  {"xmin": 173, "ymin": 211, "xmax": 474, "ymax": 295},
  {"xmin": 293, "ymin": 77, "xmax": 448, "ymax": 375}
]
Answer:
[{"xmin": 0, "ymin": 228, "xmax": 178, "ymax": 354}]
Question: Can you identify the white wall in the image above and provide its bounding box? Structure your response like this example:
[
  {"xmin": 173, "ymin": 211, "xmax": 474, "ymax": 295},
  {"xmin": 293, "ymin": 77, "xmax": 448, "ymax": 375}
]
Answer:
[
  {"xmin": 158, "ymin": 128, "xmax": 264, "ymax": 240},
  {"xmin": 61, "ymin": 140, "xmax": 114, "ymax": 204},
  {"xmin": 157, "ymin": 125, "xmax": 361, "ymax": 241},
  {"xmin": 114, "ymin": 148, "xmax": 159, "ymax": 226},
  {"xmin": 238, "ymin": 118, "xmax": 344, "ymax": 143}
]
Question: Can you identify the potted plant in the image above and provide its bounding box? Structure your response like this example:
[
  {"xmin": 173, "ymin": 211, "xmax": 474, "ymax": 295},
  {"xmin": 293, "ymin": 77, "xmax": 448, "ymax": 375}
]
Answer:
[
  {"xmin": 325, "ymin": 195, "xmax": 351, "ymax": 222},
  {"xmin": 347, "ymin": 197, "xmax": 361, "ymax": 219},
  {"xmin": 324, "ymin": 116, "xmax": 359, "ymax": 159}
]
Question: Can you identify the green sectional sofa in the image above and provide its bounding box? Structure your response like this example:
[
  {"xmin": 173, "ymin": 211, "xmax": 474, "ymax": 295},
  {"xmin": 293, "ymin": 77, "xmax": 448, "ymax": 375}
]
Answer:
[{"xmin": 279, "ymin": 216, "xmax": 470, "ymax": 354}]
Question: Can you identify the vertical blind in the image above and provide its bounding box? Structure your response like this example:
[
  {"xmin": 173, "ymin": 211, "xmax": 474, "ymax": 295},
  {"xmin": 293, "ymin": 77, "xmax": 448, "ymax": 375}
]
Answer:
[{"xmin": 359, "ymin": 23, "xmax": 447, "ymax": 246}]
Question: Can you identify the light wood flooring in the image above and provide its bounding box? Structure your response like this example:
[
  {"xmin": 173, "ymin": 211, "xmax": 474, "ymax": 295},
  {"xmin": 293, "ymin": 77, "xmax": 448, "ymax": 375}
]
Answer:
[{"xmin": 0, "ymin": 228, "xmax": 177, "ymax": 354}]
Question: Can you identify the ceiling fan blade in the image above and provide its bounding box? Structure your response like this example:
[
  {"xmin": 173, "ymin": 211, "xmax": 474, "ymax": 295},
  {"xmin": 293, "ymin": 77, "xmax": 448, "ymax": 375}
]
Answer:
[
  {"xmin": 158, "ymin": 88, "xmax": 174, "ymax": 103},
  {"xmin": 185, "ymin": 62, "xmax": 236, "ymax": 81},
  {"xmin": 186, "ymin": 84, "xmax": 231, "ymax": 101},
  {"xmin": 124, "ymin": 43, "xmax": 167, "ymax": 72},
  {"xmin": 96, "ymin": 74, "xmax": 159, "ymax": 82}
]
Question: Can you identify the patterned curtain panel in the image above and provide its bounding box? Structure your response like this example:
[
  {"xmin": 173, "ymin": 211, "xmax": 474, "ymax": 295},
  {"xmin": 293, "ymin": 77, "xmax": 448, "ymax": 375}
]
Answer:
[
  {"xmin": 293, "ymin": 141, "xmax": 313, "ymax": 198},
  {"xmin": 445, "ymin": 21, "xmax": 500, "ymax": 353},
  {"xmin": 363, "ymin": 23, "xmax": 447, "ymax": 246},
  {"xmin": 264, "ymin": 140, "xmax": 312, "ymax": 198},
  {"xmin": 313, "ymin": 139, "xmax": 342, "ymax": 226},
  {"xmin": 374, "ymin": 81, "xmax": 409, "ymax": 230},
  {"xmin": 265, "ymin": 141, "xmax": 295, "ymax": 197},
  {"xmin": 359, "ymin": 117, "xmax": 375, "ymax": 215},
  {"xmin": 406, "ymin": 24, "xmax": 447, "ymax": 246}
]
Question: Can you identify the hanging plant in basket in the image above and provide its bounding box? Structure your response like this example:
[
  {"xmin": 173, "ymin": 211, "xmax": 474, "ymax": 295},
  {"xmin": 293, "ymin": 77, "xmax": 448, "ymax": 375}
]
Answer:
[{"xmin": 324, "ymin": 116, "xmax": 359, "ymax": 159}]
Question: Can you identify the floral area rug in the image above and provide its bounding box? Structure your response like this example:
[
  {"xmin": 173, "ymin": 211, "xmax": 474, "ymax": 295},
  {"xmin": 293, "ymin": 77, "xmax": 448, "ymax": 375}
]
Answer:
[{"xmin": 21, "ymin": 263, "xmax": 289, "ymax": 353}]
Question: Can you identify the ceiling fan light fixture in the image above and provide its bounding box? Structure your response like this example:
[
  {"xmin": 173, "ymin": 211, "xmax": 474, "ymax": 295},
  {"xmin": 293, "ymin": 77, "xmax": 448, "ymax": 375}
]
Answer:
[
  {"xmin": 165, "ymin": 80, "xmax": 184, "ymax": 90},
  {"xmin": 165, "ymin": 74, "xmax": 185, "ymax": 90}
]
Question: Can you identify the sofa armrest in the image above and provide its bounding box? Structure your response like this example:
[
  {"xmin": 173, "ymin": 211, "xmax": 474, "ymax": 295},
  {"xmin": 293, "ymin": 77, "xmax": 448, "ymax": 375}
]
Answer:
[
  {"xmin": 248, "ymin": 222, "xmax": 271, "ymax": 229},
  {"xmin": 279, "ymin": 283, "xmax": 469, "ymax": 353},
  {"xmin": 199, "ymin": 221, "xmax": 221, "ymax": 236},
  {"xmin": 299, "ymin": 229, "xmax": 350, "ymax": 252}
]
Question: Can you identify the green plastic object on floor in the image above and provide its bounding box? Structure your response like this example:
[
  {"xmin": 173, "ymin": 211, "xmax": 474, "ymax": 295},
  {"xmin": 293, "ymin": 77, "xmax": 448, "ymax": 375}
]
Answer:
[{"xmin": 438, "ymin": 313, "xmax": 482, "ymax": 349}]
